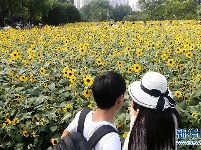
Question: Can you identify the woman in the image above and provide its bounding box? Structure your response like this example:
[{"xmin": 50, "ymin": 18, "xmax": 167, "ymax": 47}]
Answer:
[{"xmin": 123, "ymin": 71, "xmax": 182, "ymax": 150}]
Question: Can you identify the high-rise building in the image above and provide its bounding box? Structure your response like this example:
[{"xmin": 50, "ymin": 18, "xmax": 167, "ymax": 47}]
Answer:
[{"xmin": 74, "ymin": 0, "xmax": 92, "ymax": 10}]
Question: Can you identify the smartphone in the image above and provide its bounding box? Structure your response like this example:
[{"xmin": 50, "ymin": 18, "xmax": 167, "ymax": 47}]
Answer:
[{"xmin": 133, "ymin": 102, "xmax": 140, "ymax": 111}]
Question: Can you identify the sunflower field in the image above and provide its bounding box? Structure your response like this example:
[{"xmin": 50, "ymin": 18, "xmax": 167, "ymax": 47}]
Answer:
[{"xmin": 0, "ymin": 20, "xmax": 201, "ymax": 149}]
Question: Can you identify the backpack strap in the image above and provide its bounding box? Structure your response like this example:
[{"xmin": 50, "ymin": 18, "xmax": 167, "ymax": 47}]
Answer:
[
  {"xmin": 77, "ymin": 107, "xmax": 92, "ymax": 133},
  {"xmin": 87, "ymin": 125, "xmax": 118, "ymax": 150}
]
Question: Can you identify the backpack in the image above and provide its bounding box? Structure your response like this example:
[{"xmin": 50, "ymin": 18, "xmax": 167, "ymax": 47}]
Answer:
[{"xmin": 52, "ymin": 107, "xmax": 117, "ymax": 150}]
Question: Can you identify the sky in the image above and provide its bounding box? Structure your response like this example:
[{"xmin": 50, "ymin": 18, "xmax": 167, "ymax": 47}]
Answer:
[{"xmin": 129, "ymin": 0, "xmax": 139, "ymax": 6}]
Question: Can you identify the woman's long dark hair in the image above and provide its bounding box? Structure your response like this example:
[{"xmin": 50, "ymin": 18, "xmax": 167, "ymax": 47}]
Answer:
[{"xmin": 128, "ymin": 106, "xmax": 182, "ymax": 150}]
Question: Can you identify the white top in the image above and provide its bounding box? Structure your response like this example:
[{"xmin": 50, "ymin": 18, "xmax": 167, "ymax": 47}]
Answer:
[
  {"xmin": 67, "ymin": 110, "xmax": 121, "ymax": 150},
  {"xmin": 122, "ymin": 116, "xmax": 136, "ymax": 150}
]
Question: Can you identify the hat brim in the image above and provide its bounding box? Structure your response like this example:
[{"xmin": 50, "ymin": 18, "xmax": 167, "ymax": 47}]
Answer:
[{"xmin": 128, "ymin": 81, "xmax": 172, "ymax": 109}]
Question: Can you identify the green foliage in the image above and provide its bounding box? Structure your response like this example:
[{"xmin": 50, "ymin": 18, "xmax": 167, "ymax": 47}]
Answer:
[
  {"xmin": 163, "ymin": 0, "xmax": 198, "ymax": 20},
  {"xmin": 123, "ymin": 11, "xmax": 144, "ymax": 21},
  {"xmin": 80, "ymin": 0, "xmax": 114, "ymax": 22},
  {"xmin": 138, "ymin": 0, "xmax": 199, "ymax": 20},
  {"xmin": 0, "ymin": 20, "xmax": 201, "ymax": 149},
  {"xmin": 113, "ymin": 5, "xmax": 132, "ymax": 21},
  {"xmin": 43, "ymin": 2, "xmax": 81, "ymax": 25},
  {"xmin": 0, "ymin": 0, "xmax": 55, "ymax": 26}
]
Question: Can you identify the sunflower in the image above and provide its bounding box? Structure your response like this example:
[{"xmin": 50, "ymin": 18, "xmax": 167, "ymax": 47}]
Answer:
[
  {"xmin": 175, "ymin": 47, "xmax": 181, "ymax": 54},
  {"xmin": 40, "ymin": 67, "xmax": 46, "ymax": 75},
  {"xmin": 74, "ymin": 91, "xmax": 79, "ymax": 96},
  {"xmin": 186, "ymin": 52, "xmax": 193, "ymax": 59},
  {"xmin": 44, "ymin": 83, "xmax": 48, "ymax": 88},
  {"xmin": 96, "ymin": 58, "xmax": 102, "ymax": 65},
  {"xmin": 125, "ymin": 46, "xmax": 131, "ymax": 52},
  {"xmin": 69, "ymin": 75, "xmax": 76, "ymax": 83},
  {"xmin": 132, "ymin": 38, "xmax": 136, "ymax": 42},
  {"xmin": 116, "ymin": 121, "xmax": 124, "ymax": 128},
  {"xmin": 88, "ymin": 103, "xmax": 93, "ymax": 109},
  {"xmin": 63, "ymin": 71, "xmax": 68, "ymax": 77},
  {"xmin": 37, "ymin": 53, "xmax": 42, "ymax": 59},
  {"xmin": 31, "ymin": 131, "xmax": 36, "ymax": 137},
  {"xmin": 15, "ymin": 94, "xmax": 22, "ymax": 100},
  {"xmin": 119, "ymin": 42, "xmax": 124, "ymax": 46},
  {"xmin": 102, "ymin": 62, "xmax": 107, "ymax": 68},
  {"xmin": 174, "ymin": 91, "xmax": 182, "ymax": 98},
  {"xmin": 79, "ymin": 47, "xmax": 86, "ymax": 54},
  {"xmin": 136, "ymin": 48, "xmax": 142, "ymax": 56},
  {"xmin": 5, "ymin": 118, "xmax": 11, "ymax": 125},
  {"xmin": 117, "ymin": 61, "xmax": 123, "ymax": 68},
  {"xmin": 9, "ymin": 70, "xmax": 15, "ymax": 77},
  {"xmin": 155, "ymin": 51, "xmax": 160, "ymax": 57},
  {"xmin": 167, "ymin": 59, "xmax": 175, "ymax": 67},
  {"xmin": 62, "ymin": 67, "xmax": 68, "ymax": 73},
  {"xmin": 190, "ymin": 44, "xmax": 194, "ymax": 50},
  {"xmin": 22, "ymin": 130, "xmax": 29, "ymax": 138},
  {"xmin": 161, "ymin": 53, "xmax": 167, "ymax": 60},
  {"xmin": 19, "ymin": 75, "xmax": 28, "ymax": 82},
  {"xmin": 83, "ymin": 89, "xmax": 91, "ymax": 98},
  {"xmin": 64, "ymin": 104, "xmax": 73, "ymax": 109},
  {"xmin": 123, "ymin": 132, "xmax": 128, "ymax": 139},
  {"xmin": 50, "ymin": 138, "xmax": 58, "ymax": 145},
  {"xmin": 66, "ymin": 70, "xmax": 74, "ymax": 78},
  {"xmin": 12, "ymin": 118, "xmax": 19, "ymax": 126},
  {"xmin": 83, "ymin": 75, "xmax": 93, "ymax": 86},
  {"xmin": 192, "ymin": 111, "xmax": 197, "ymax": 117},
  {"xmin": 127, "ymin": 67, "xmax": 133, "ymax": 73},
  {"xmin": 133, "ymin": 63, "xmax": 141, "ymax": 73},
  {"xmin": 11, "ymin": 51, "xmax": 19, "ymax": 60},
  {"xmin": 120, "ymin": 38, "xmax": 125, "ymax": 43},
  {"xmin": 152, "ymin": 59, "xmax": 158, "ymax": 65}
]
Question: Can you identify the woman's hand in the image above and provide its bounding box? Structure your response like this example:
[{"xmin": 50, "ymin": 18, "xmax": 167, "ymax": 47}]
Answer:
[{"xmin": 130, "ymin": 101, "xmax": 139, "ymax": 118}]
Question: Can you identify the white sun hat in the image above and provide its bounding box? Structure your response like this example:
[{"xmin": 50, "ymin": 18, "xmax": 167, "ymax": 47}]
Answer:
[{"xmin": 128, "ymin": 71, "xmax": 175, "ymax": 111}]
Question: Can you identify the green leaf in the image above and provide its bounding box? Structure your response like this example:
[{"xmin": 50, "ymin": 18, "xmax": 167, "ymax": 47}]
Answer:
[
  {"xmin": 25, "ymin": 121, "xmax": 32, "ymax": 132},
  {"xmin": 14, "ymin": 87, "xmax": 24, "ymax": 92},
  {"xmin": 178, "ymin": 101, "xmax": 187, "ymax": 109},
  {"xmin": 0, "ymin": 127, "xmax": 4, "ymax": 134},
  {"xmin": 29, "ymin": 88, "xmax": 41, "ymax": 96},
  {"xmin": 61, "ymin": 113, "xmax": 72, "ymax": 122},
  {"xmin": 49, "ymin": 83, "xmax": 55, "ymax": 90},
  {"xmin": 50, "ymin": 126, "xmax": 57, "ymax": 132},
  {"xmin": 34, "ymin": 138, "xmax": 39, "ymax": 145}
]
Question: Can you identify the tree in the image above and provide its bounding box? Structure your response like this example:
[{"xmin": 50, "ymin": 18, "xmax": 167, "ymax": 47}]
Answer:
[
  {"xmin": 80, "ymin": 0, "xmax": 114, "ymax": 22},
  {"xmin": 58, "ymin": 0, "xmax": 74, "ymax": 3},
  {"xmin": 138, "ymin": 0, "xmax": 198, "ymax": 20},
  {"xmin": 164, "ymin": 0, "xmax": 197, "ymax": 20},
  {"xmin": 139, "ymin": 0, "xmax": 167, "ymax": 20},
  {"xmin": 25, "ymin": 0, "xmax": 55, "ymax": 23},
  {"xmin": 0, "ymin": 0, "xmax": 55, "ymax": 27},
  {"xmin": 123, "ymin": 11, "xmax": 144, "ymax": 21},
  {"xmin": 113, "ymin": 4, "xmax": 132, "ymax": 21},
  {"xmin": 43, "ymin": 2, "xmax": 81, "ymax": 25},
  {"xmin": 0, "ymin": 0, "xmax": 24, "ymax": 26}
]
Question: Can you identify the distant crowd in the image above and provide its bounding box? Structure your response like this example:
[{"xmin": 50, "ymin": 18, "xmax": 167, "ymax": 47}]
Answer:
[{"xmin": 2, "ymin": 22, "xmax": 44, "ymax": 30}]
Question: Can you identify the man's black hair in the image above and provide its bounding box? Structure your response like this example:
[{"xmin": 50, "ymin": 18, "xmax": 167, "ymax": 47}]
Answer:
[{"xmin": 92, "ymin": 71, "xmax": 126, "ymax": 109}]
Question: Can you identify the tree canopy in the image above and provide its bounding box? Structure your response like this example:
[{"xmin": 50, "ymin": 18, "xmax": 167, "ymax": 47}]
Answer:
[
  {"xmin": 0, "ymin": 0, "xmax": 55, "ymax": 26},
  {"xmin": 43, "ymin": 2, "xmax": 81, "ymax": 25},
  {"xmin": 138, "ymin": 0, "xmax": 198, "ymax": 20},
  {"xmin": 0, "ymin": 0, "xmax": 200, "ymax": 27},
  {"xmin": 80, "ymin": 0, "xmax": 114, "ymax": 22}
]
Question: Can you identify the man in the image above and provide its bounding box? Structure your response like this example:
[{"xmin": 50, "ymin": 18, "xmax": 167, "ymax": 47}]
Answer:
[{"xmin": 61, "ymin": 71, "xmax": 126, "ymax": 150}]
